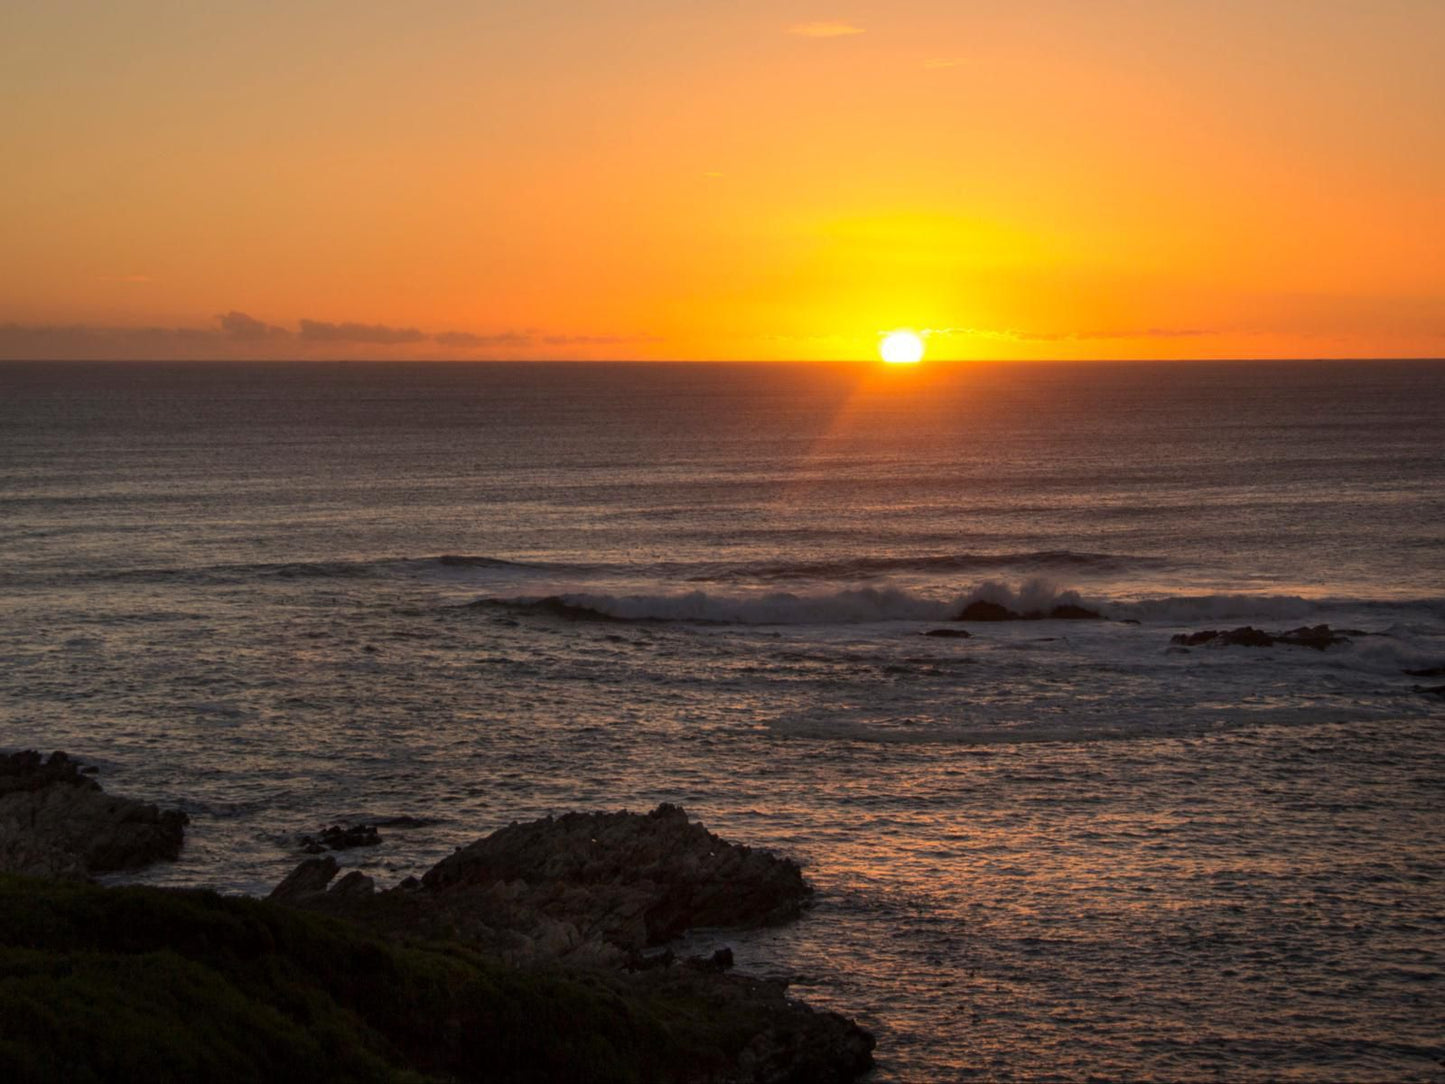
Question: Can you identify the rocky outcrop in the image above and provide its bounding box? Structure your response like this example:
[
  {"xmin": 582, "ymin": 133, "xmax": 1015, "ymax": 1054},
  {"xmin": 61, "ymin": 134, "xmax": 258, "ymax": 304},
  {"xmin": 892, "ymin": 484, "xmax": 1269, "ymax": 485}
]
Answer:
[
  {"xmin": 267, "ymin": 804, "xmax": 873, "ymax": 1080},
  {"xmin": 1169, "ymin": 624, "xmax": 1360, "ymax": 650},
  {"xmin": 0, "ymin": 751, "xmax": 188, "ymax": 878},
  {"xmin": 0, "ymin": 875, "xmax": 872, "ymax": 1084},
  {"xmin": 275, "ymin": 804, "xmax": 811, "ymax": 962},
  {"xmin": 923, "ymin": 628, "xmax": 972, "ymax": 638},
  {"xmin": 422, "ymin": 803, "xmax": 809, "ymax": 944},
  {"xmin": 300, "ymin": 823, "xmax": 381, "ymax": 853},
  {"xmin": 955, "ymin": 600, "xmax": 1102, "ymax": 621}
]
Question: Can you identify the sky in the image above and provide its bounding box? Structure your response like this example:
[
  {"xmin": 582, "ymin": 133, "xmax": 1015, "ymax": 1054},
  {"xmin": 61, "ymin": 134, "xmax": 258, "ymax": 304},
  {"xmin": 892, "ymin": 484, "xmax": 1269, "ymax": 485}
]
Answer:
[{"xmin": 2, "ymin": 0, "xmax": 1442, "ymax": 361}]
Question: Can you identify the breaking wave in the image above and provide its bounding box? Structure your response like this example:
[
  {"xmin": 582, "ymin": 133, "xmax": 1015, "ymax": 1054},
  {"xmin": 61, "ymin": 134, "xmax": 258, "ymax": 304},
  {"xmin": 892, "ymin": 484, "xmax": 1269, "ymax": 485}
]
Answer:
[
  {"xmin": 694, "ymin": 550, "xmax": 1167, "ymax": 583},
  {"xmin": 479, "ymin": 582, "xmax": 1445, "ymax": 628},
  {"xmin": 481, "ymin": 579, "xmax": 1093, "ymax": 625}
]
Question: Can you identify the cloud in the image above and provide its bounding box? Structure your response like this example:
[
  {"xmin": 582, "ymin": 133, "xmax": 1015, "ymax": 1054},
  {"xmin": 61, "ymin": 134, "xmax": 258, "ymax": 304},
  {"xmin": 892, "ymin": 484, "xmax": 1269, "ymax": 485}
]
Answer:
[
  {"xmin": 433, "ymin": 330, "xmax": 533, "ymax": 348},
  {"xmin": 788, "ymin": 21, "xmax": 864, "ymax": 38},
  {"xmin": 927, "ymin": 326, "xmax": 1213, "ymax": 342},
  {"xmin": 218, "ymin": 311, "xmax": 288, "ymax": 340},
  {"xmin": 297, "ymin": 319, "xmax": 425, "ymax": 344},
  {"xmin": 542, "ymin": 333, "xmax": 657, "ymax": 346},
  {"xmin": 0, "ymin": 315, "xmax": 661, "ymax": 359}
]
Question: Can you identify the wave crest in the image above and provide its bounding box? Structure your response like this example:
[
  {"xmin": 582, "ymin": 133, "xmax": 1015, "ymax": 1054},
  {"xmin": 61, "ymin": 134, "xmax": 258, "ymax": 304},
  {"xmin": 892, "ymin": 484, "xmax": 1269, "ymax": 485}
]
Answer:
[{"xmin": 482, "ymin": 579, "xmax": 1091, "ymax": 626}]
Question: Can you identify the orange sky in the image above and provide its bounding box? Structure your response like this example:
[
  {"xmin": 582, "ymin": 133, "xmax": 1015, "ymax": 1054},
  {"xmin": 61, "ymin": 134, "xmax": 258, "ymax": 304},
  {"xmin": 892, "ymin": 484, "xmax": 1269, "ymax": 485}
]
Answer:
[{"xmin": 2, "ymin": 1, "xmax": 1441, "ymax": 361}]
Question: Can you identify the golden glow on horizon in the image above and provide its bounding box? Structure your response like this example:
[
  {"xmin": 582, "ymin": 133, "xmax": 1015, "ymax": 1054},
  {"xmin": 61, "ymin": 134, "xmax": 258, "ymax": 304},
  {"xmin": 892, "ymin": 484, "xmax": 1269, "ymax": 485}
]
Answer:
[
  {"xmin": 0, "ymin": 3, "xmax": 1441, "ymax": 361},
  {"xmin": 879, "ymin": 331, "xmax": 925, "ymax": 364}
]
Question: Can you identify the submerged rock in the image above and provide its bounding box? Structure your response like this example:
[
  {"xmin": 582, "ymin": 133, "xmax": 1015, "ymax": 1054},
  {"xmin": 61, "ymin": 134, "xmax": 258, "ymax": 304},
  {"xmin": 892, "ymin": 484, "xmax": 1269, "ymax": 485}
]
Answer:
[
  {"xmin": 1404, "ymin": 665, "xmax": 1445, "ymax": 678},
  {"xmin": 923, "ymin": 628, "xmax": 972, "ymax": 638},
  {"xmin": 0, "ymin": 750, "xmax": 188, "ymax": 878}
]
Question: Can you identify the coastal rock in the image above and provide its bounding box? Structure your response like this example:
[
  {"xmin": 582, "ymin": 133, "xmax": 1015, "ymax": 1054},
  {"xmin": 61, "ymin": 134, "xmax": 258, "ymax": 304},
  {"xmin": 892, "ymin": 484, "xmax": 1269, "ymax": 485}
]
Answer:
[
  {"xmin": 267, "ymin": 855, "xmax": 339, "ymax": 903},
  {"xmin": 1404, "ymin": 665, "xmax": 1445, "ymax": 678},
  {"xmin": 272, "ymin": 803, "xmax": 813, "ymax": 962},
  {"xmin": 923, "ymin": 628, "xmax": 972, "ymax": 638},
  {"xmin": 956, "ymin": 600, "xmax": 1016, "ymax": 621},
  {"xmin": 300, "ymin": 822, "xmax": 382, "ymax": 853},
  {"xmin": 0, "ymin": 750, "xmax": 188, "ymax": 878},
  {"xmin": 421, "ymin": 803, "xmax": 811, "ymax": 950},
  {"xmin": 955, "ymin": 600, "xmax": 1103, "ymax": 622},
  {"xmin": 263, "ymin": 803, "xmax": 874, "ymax": 1080},
  {"xmin": 1170, "ymin": 624, "xmax": 1357, "ymax": 650},
  {"xmin": 634, "ymin": 965, "xmax": 876, "ymax": 1084},
  {"xmin": 1276, "ymin": 625, "xmax": 1355, "ymax": 650}
]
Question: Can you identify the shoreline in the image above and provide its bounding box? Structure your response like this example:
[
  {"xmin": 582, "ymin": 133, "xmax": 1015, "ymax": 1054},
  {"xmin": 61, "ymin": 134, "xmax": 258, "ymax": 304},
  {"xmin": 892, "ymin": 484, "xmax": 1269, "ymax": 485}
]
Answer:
[{"xmin": 0, "ymin": 750, "xmax": 875, "ymax": 1083}]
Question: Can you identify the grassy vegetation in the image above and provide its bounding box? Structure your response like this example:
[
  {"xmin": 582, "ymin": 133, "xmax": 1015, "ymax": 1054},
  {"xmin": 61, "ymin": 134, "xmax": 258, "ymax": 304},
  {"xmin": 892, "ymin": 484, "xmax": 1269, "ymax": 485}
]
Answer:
[{"xmin": 0, "ymin": 875, "xmax": 769, "ymax": 1083}]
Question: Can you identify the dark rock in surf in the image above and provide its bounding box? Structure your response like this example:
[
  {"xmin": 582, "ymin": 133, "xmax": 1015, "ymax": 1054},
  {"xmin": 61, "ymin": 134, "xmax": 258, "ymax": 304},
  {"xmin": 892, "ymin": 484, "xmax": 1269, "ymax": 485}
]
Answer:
[
  {"xmin": 1415, "ymin": 684, "xmax": 1445, "ymax": 697},
  {"xmin": 1276, "ymin": 624, "xmax": 1353, "ymax": 650},
  {"xmin": 0, "ymin": 750, "xmax": 188, "ymax": 878},
  {"xmin": 1404, "ymin": 665, "xmax": 1445, "ymax": 678},
  {"xmin": 956, "ymin": 600, "xmax": 1018, "ymax": 621},
  {"xmin": 923, "ymin": 628, "xmax": 972, "ymax": 638},
  {"xmin": 1171, "ymin": 624, "xmax": 1357, "ymax": 650},
  {"xmin": 955, "ymin": 600, "xmax": 1103, "ymax": 622},
  {"xmin": 1170, "ymin": 626, "xmax": 1275, "ymax": 648},
  {"xmin": 300, "ymin": 822, "xmax": 382, "ymax": 853}
]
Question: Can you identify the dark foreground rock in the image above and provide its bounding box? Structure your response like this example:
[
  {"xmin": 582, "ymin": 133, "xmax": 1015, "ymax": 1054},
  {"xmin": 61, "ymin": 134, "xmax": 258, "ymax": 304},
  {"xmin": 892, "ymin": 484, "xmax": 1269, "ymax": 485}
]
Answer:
[
  {"xmin": 0, "ymin": 874, "xmax": 872, "ymax": 1083},
  {"xmin": 1169, "ymin": 624, "xmax": 1360, "ymax": 650},
  {"xmin": 0, "ymin": 751, "xmax": 187, "ymax": 878},
  {"xmin": 923, "ymin": 627, "xmax": 972, "ymax": 638},
  {"xmin": 267, "ymin": 804, "xmax": 873, "ymax": 1080},
  {"xmin": 273, "ymin": 804, "xmax": 812, "ymax": 962}
]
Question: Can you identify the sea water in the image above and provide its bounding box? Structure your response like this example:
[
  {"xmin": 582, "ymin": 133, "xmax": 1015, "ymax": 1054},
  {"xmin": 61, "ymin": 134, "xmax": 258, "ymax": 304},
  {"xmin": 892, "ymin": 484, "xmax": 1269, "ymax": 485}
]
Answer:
[{"xmin": 1, "ymin": 359, "xmax": 1441, "ymax": 1080}]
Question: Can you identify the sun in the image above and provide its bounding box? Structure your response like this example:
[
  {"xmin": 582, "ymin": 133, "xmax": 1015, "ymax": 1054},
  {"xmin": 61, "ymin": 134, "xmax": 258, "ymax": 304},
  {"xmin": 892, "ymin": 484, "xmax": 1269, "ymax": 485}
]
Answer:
[{"xmin": 879, "ymin": 330, "xmax": 925, "ymax": 364}]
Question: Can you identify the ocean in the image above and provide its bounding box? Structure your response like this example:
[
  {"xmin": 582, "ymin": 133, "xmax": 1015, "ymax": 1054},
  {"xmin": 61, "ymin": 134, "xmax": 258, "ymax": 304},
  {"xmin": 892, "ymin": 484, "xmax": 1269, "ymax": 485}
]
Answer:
[{"xmin": 1, "ymin": 359, "xmax": 1442, "ymax": 1080}]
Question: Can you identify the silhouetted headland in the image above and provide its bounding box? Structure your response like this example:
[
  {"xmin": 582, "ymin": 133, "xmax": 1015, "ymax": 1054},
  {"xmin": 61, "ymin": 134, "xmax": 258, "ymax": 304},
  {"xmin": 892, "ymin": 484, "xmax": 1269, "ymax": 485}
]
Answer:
[{"xmin": 0, "ymin": 751, "xmax": 874, "ymax": 1082}]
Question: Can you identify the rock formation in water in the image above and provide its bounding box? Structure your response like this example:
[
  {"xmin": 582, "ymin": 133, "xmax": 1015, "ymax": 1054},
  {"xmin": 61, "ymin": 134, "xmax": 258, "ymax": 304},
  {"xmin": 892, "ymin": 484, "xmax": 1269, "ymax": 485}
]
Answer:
[
  {"xmin": 299, "ymin": 822, "xmax": 382, "ymax": 852},
  {"xmin": 1169, "ymin": 624, "xmax": 1360, "ymax": 650},
  {"xmin": 0, "ymin": 750, "xmax": 188, "ymax": 878}
]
